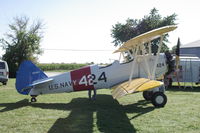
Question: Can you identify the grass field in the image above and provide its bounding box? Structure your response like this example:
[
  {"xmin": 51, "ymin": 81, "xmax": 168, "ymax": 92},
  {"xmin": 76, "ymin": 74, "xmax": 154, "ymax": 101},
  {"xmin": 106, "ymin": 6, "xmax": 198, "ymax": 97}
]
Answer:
[{"xmin": 0, "ymin": 79, "xmax": 200, "ymax": 133}]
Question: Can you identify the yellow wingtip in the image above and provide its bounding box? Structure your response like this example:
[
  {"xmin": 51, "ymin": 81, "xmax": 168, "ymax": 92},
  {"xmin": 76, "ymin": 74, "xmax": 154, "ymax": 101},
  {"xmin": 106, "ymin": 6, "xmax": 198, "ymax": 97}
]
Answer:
[{"xmin": 111, "ymin": 78, "xmax": 164, "ymax": 99}]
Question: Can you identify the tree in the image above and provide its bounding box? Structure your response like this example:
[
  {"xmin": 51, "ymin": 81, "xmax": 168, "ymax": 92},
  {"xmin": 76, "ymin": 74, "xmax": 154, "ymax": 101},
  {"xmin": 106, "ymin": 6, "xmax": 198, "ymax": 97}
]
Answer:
[
  {"xmin": 111, "ymin": 8, "xmax": 177, "ymax": 53},
  {"xmin": 0, "ymin": 16, "xmax": 44, "ymax": 77},
  {"xmin": 170, "ymin": 45, "xmax": 177, "ymax": 54}
]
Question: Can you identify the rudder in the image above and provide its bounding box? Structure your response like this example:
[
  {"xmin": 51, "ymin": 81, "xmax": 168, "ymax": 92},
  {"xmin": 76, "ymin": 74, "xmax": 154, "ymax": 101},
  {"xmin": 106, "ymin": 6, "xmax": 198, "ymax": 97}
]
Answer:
[{"xmin": 16, "ymin": 61, "xmax": 48, "ymax": 95}]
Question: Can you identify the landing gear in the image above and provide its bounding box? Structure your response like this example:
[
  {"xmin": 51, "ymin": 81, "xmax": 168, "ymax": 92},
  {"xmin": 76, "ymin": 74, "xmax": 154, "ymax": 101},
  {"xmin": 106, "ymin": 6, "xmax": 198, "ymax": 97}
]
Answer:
[
  {"xmin": 143, "ymin": 91, "xmax": 153, "ymax": 101},
  {"xmin": 31, "ymin": 97, "xmax": 37, "ymax": 102},
  {"xmin": 151, "ymin": 92, "xmax": 167, "ymax": 108},
  {"xmin": 143, "ymin": 89, "xmax": 167, "ymax": 108},
  {"xmin": 30, "ymin": 95, "xmax": 37, "ymax": 103}
]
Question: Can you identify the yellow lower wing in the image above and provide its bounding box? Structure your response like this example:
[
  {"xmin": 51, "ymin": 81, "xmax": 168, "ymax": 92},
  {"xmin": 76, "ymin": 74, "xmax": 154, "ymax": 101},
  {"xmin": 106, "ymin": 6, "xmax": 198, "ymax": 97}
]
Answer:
[{"xmin": 111, "ymin": 78, "xmax": 163, "ymax": 99}]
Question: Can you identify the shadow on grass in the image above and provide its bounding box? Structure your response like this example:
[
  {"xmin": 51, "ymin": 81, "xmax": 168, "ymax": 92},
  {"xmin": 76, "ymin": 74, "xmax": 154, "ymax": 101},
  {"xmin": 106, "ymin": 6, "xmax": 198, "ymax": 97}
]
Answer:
[
  {"xmin": 123, "ymin": 100, "xmax": 154, "ymax": 120},
  {"xmin": 167, "ymin": 86, "xmax": 200, "ymax": 92},
  {"xmin": 0, "ymin": 99, "xmax": 29, "ymax": 112},
  {"xmin": 0, "ymin": 95, "xmax": 154, "ymax": 133}
]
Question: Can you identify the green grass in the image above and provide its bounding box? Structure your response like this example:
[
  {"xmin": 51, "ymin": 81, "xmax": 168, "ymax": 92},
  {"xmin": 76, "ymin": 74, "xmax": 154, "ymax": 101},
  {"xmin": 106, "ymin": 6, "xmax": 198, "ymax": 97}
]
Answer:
[
  {"xmin": 172, "ymin": 82, "xmax": 200, "ymax": 88},
  {"xmin": 44, "ymin": 70, "xmax": 70, "ymax": 73},
  {"xmin": 0, "ymin": 79, "xmax": 200, "ymax": 133}
]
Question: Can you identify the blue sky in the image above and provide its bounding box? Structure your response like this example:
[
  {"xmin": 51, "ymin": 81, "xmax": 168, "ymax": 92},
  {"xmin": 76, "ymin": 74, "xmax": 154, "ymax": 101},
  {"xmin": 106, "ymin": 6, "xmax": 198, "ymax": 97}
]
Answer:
[{"xmin": 1, "ymin": 0, "xmax": 200, "ymax": 63}]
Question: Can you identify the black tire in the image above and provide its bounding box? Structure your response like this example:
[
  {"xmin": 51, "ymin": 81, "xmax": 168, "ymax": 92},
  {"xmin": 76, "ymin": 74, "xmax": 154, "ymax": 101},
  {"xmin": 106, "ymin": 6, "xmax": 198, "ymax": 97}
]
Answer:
[
  {"xmin": 3, "ymin": 82, "xmax": 7, "ymax": 85},
  {"xmin": 143, "ymin": 91, "xmax": 153, "ymax": 101},
  {"xmin": 31, "ymin": 97, "xmax": 37, "ymax": 103},
  {"xmin": 151, "ymin": 92, "xmax": 167, "ymax": 108}
]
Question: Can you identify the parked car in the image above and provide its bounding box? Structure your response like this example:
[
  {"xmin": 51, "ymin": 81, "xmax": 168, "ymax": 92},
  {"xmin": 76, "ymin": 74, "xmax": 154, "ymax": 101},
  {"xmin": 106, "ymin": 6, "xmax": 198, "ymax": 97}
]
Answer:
[{"xmin": 0, "ymin": 60, "xmax": 9, "ymax": 85}]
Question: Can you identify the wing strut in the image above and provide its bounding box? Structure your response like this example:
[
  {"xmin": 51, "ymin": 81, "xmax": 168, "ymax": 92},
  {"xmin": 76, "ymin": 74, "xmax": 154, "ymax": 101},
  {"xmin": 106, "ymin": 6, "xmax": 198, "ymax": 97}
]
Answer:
[
  {"xmin": 128, "ymin": 45, "xmax": 139, "ymax": 84},
  {"xmin": 148, "ymin": 41, "xmax": 152, "ymax": 54},
  {"xmin": 141, "ymin": 44, "xmax": 151, "ymax": 79},
  {"xmin": 151, "ymin": 35, "xmax": 164, "ymax": 79}
]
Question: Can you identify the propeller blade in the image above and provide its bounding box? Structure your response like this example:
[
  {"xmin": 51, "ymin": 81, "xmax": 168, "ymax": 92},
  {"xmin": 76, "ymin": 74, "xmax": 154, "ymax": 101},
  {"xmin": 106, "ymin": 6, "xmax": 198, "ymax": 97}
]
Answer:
[
  {"xmin": 175, "ymin": 37, "xmax": 180, "ymax": 69},
  {"xmin": 176, "ymin": 38, "xmax": 180, "ymax": 55},
  {"xmin": 175, "ymin": 38, "xmax": 181, "ymax": 88}
]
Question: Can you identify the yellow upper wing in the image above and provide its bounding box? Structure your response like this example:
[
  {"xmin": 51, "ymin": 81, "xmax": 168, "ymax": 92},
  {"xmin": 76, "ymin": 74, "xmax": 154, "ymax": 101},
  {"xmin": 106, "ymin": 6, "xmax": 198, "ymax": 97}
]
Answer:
[
  {"xmin": 113, "ymin": 25, "xmax": 177, "ymax": 53},
  {"xmin": 111, "ymin": 78, "xmax": 163, "ymax": 99}
]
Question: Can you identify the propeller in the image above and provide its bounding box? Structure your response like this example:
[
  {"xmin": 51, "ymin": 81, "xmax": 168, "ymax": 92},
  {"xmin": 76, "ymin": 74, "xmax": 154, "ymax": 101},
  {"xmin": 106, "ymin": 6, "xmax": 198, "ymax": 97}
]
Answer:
[
  {"xmin": 165, "ymin": 51, "xmax": 174, "ymax": 75},
  {"xmin": 164, "ymin": 50, "xmax": 174, "ymax": 87},
  {"xmin": 164, "ymin": 38, "xmax": 181, "ymax": 88},
  {"xmin": 175, "ymin": 38, "xmax": 180, "ymax": 69},
  {"xmin": 175, "ymin": 38, "xmax": 181, "ymax": 88}
]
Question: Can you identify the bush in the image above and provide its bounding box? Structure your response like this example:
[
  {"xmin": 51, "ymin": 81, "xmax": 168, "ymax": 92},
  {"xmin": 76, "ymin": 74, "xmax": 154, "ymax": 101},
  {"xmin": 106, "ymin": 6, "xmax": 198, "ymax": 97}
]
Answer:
[{"xmin": 37, "ymin": 63, "xmax": 88, "ymax": 71}]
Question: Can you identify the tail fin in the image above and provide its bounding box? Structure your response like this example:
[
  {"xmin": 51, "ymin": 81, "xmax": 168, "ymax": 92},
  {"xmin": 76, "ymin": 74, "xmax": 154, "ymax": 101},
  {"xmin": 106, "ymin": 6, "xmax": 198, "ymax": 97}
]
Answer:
[{"xmin": 16, "ymin": 61, "xmax": 48, "ymax": 95}]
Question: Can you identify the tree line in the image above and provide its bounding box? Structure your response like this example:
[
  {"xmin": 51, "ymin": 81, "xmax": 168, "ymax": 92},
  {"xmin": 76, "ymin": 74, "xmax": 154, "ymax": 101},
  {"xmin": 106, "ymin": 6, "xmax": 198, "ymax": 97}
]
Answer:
[{"xmin": 38, "ymin": 63, "xmax": 89, "ymax": 71}]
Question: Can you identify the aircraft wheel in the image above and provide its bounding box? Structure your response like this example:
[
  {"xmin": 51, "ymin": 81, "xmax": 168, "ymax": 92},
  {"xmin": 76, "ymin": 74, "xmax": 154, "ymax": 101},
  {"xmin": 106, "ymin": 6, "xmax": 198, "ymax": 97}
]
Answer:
[
  {"xmin": 31, "ymin": 97, "xmax": 37, "ymax": 103},
  {"xmin": 151, "ymin": 92, "xmax": 167, "ymax": 108},
  {"xmin": 143, "ymin": 91, "xmax": 153, "ymax": 101},
  {"xmin": 3, "ymin": 82, "xmax": 7, "ymax": 85}
]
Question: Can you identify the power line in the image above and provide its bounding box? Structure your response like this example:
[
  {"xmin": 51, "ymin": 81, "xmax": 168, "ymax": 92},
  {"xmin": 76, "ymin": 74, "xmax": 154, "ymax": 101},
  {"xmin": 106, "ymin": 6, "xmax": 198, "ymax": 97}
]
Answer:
[{"xmin": 42, "ymin": 48, "xmax": 114, "ymax": 52}]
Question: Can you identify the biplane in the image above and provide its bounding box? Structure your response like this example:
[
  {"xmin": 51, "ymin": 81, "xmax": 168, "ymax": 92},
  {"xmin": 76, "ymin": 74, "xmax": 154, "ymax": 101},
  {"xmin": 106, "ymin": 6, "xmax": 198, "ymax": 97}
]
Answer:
[{"xmin": 15, "ymin": 25, "xmax": 177, "ymax": 107}]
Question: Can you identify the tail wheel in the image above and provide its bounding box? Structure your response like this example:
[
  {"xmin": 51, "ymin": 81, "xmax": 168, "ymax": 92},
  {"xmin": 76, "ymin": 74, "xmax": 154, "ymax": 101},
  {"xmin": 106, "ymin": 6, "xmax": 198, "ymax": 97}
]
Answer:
[
  {"xmin": 143, "ymin": 91, "xmax": 153, "ymax": 101},
  {"xmin": 31, "ymin": 97, "xmax": 37, "ymax": 103},
  {"xmin": 151, "ymin": 92, "xmax": 167, "ymax": 108},
  {"xmin": 30, "ymin": 95, "xmax": 37, "ymax": 103}
]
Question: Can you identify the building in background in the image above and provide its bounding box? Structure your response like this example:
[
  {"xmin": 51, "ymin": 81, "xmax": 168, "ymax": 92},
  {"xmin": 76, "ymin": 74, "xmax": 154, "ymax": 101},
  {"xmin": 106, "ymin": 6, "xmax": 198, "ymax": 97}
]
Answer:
[{"xmin": 180, "ymin": 40, "xmax": 200, "ymax": 57}]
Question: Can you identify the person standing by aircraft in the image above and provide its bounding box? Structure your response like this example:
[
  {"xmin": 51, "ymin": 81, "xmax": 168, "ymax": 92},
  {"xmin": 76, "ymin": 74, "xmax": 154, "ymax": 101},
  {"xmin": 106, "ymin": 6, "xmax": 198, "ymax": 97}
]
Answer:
[{"xmin": 88, "ymin": 88, "xmax": 96, "ymax": 100}]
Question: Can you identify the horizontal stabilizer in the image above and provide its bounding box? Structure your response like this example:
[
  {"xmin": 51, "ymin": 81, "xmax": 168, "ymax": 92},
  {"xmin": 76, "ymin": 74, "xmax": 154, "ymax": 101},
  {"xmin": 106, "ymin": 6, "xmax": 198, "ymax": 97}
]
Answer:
[
  {"xmin": 30, "ymin": 78, "xmax": 54, "ymax": 87},
  {"xmin": 111, "ymin": 78, "xmax": 163, "ymax": 99}
]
